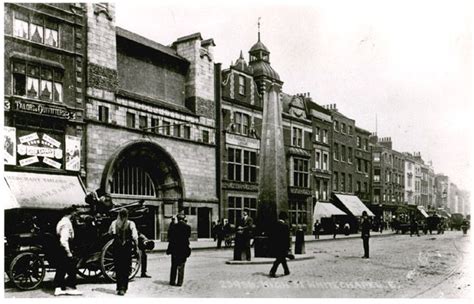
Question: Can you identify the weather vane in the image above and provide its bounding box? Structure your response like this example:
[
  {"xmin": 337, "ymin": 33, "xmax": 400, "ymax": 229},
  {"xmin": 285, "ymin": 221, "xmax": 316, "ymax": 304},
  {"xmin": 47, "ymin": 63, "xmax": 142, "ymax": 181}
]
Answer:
[{"xmin": 258, "ymin": 17, "xmax": 261, "ymax": 41}]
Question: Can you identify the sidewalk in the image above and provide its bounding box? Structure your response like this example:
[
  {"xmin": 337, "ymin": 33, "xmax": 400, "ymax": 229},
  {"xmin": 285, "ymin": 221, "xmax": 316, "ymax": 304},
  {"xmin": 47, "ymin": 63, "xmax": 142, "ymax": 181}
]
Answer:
[{"xmin": 151, "ymin": 229, "xmax": 395, "ymax": 253}]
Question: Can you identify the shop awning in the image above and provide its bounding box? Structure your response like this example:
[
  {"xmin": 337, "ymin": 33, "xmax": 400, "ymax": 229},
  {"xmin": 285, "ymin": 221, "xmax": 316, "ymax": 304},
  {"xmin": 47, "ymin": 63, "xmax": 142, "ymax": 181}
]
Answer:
[
  {"xmin": 2, "ymin": 177, "xmax": 19, "ymax": 209},
  {"xmin": 436, "ymin": 208, "xmax": 451, "ymax": 218},
  {"xmin": 417, "ymin": 206, "xmax": 429, "ymax": 218},
  {"xmin": 313, "ymin": 202, "xmax": 347, "ymax": 222},
  {"xmin": 4, "ymin": 171, "xmax": 87, "ymax": 209},
  {"xmin": 333, "ymin": 194, "xmax": 375, "ymax": 217}
]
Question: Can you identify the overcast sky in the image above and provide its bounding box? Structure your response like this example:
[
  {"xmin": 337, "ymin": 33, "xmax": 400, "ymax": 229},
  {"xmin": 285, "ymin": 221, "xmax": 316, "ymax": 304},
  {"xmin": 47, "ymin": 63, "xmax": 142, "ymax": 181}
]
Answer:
[{"xmin": 116, "ymin": 0, "xmax": 473, "ymax": 190}]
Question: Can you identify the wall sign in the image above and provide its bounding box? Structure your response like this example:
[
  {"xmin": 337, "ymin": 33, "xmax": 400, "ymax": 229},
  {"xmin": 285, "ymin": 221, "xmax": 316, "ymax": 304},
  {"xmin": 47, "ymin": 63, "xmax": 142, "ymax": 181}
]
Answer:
[
  {"xmin": 10, "ymin": 99, "xmax": 76, "ymax": 120},
  {"xmin": 226, "ymin": 133, "xmax": 260, "ymax": 150},
  {"xmin": 65, "ymin": 135, "xmax": 81, "ymax": 171},
  {"xmin": 4, "ymin": 127, "xmax": 16, "ymax": 165},
  {"xmin": 16, "ymin": 130, "xmax": 63, "ymax": 169}
]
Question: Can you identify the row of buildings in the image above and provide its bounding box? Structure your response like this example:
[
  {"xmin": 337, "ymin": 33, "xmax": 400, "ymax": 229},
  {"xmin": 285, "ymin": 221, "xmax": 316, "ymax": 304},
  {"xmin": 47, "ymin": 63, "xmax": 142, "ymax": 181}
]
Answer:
[{"xmin": 3, "ymin": 3, "xmax": 469, "ymax": 240}]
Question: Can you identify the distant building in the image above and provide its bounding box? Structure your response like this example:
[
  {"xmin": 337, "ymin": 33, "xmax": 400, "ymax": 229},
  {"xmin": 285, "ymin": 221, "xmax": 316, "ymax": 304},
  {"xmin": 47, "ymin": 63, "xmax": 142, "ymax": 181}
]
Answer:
[{"xmin": 354, "ymin": 127, "xmax": 372, "ymax": 205}]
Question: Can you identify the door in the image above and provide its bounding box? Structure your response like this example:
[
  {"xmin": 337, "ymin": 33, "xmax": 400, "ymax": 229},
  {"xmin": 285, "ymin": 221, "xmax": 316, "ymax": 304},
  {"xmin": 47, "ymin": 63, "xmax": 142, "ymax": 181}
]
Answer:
[{"xmin": 197, "ymin": 207, "xmax": 211, "ymax": 238}]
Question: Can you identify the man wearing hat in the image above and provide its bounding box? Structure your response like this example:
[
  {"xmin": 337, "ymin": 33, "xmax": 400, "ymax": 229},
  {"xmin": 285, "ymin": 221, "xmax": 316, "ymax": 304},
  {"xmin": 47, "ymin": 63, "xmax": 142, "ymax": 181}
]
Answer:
[
  {"xmin": 166, "ymin": 213, "xmax": 191, "ymax": 286},
  {"xmin": 361, "ymin": 211, "xmax": 371, "ymax": 259}
]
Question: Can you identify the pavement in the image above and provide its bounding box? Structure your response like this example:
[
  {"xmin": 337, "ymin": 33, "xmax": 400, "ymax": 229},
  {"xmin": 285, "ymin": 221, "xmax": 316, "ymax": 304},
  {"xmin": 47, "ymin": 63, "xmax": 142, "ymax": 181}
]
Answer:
[{"xmin": 151, "ymin": 229, "xmax": 395, "ymax": 252}]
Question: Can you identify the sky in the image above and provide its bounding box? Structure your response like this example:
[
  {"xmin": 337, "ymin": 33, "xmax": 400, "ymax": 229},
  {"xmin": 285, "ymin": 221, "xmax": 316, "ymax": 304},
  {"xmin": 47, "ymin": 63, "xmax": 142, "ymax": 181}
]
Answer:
[{"xmin": 115, "ymin": 0, "xmax": 473, "ymax": 190}]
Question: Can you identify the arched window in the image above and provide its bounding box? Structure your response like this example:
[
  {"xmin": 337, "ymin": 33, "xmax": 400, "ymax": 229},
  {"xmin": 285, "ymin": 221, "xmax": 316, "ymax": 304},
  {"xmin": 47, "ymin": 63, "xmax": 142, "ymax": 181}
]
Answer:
[{"xmin": 111, "ymin": 165, "xmax": 156, "ymax": 197}]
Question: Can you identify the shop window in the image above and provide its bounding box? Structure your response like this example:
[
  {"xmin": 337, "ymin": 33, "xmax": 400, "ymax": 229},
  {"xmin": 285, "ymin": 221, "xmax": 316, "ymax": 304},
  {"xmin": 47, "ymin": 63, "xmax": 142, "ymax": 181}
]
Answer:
[
  {"xmin": 228, "ymin": 196, "xmax": 257, "ymax": 227},
  {"xmin": 289, "ymin": 201, "xmax": 307, "ymax": 226},
  {"xmin": 12, "ymin": 61, "xmax": 63, "ymax": 102}
]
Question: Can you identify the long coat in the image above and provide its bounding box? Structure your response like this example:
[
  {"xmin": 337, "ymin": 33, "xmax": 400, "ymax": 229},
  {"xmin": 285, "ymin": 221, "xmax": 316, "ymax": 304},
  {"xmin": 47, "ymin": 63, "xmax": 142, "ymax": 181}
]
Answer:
[
  {"xmin": 167, "ymin": 221, "xmax": 191, "ymax": 263},
  {"xmin": 270, "ymin": 220, "xmax": 290, "ymax": 258},
  {"xmin": 361, "ymin": 217, "xmax": 371, "ymax": 239}
]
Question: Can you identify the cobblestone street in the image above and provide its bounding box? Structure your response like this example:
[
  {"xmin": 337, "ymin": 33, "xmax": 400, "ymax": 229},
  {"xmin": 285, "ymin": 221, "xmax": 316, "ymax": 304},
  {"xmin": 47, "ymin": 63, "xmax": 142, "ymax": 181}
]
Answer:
[{"xmin": 5, "ymin": 231, "xmax": 471, "ymax": 298}]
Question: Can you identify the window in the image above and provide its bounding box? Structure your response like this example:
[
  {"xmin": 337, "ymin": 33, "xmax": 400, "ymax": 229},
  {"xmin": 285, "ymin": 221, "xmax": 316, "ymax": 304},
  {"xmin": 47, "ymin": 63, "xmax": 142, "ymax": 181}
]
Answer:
[
  {"xmin": 373, "ymin": 152, "xmax": 380, "ymax": 162},
  {"xmin": 162, "ymin": 120, "xmax": 170, "ymax": 135},
  {"xmin": 13, "ymin": 14, "xmax": 59, "ymax": 48},
  {"xmin": 322, "ymin": 129, "xmax": 328, "ymax": 144},
  {"xmin": 12, "ymin": 61, "xmax": 63, "ymax": 102},
  {"xmin": 292, "ymin": 127, "xmax": 303, "ymax": 147},
  {"xmin": 341, "ymin": 145, "xmax": 346, "ymax": 162},
  {"xmin": 238, "ymin": 75, "xmax": 246, "ymax": 95},
  {"xmin": 315, "ymin": 150, "xmax": 321, "ymax": 169},
  {"xmin": 386, "ymin": 171, "xmax": 391, "ymax": 182},
  {"xmin": 348, "ymin": 126, "xmax": 353, "ymax": 135},
  {"xmin": 151, "ymin": 118, "xmax": 159, "ymax": 134},
  {"xmin": 234, "ymin": 112, "xmax": 250, "ymax": 135},
  {"xmin": 184, "ymin": 125, "xmax": 191, "ymax": 139},
  {"xmin": 322, "ymin": 152, "xmax": 329, "ymax": 171},
  {"xmin": 289, "ymin": 201, "xmax": 307, "ymax": 226},
  {"xmin": 333, "ymin": 171, "xmax": 338, "ymax": 191},
  {"xmin": 334, "ymin": 120, "xmax": 339, "ymax": 132},
  {"xmin": 202, "ymin": 130, "xmax": 210, "ymax": 143},
  {"xmin": 356, "ymin": 181, "xmax": 361, "ymax": 193},
  {"xmin": 173, "ymin": 124, "xmax": 181, "ymax": 137},
  {"xmin": 315, "ymin": 179, "xmax": 320, "ymax": 200},
  {"xmin": 334, "ymin": 143, "xmax": 339, "ymax": 160},
  {"xmin": 228, "ymin": 196, "xmax": 257, "ymax": 227},
  {"xmin": 315, "ymin": 127, "xmax": 320, "ymax": 142},
  {"xmin": 374, "ymin": 169, "xmax": 381, "ymax": 182},
  {"xmin": 111, "ymin": 165, "xmax": 156, "ymax": 197},
  {"xmin": 364, "ymin": 139, "xmax": 369, "ymax": 151},
  {"xmin": 126, "ymin": 112, "xmax": 135, "ymax": 128},
  {"xmin": 227, "ymin": 148, "xmax": 258, "ymax": 183},
  {"xmin": 357, "ymin": 158, "xmax": 362, "ymax": 172},
  {"xmin": 341, "ymin": 123, "xmax": 346, "ymax": 134},
  {"xmin": 322, "ymin": 181, "xmax": 328, "ymax": 201},
  {"xmin": 139, "ymin": 115, "xmax": 147, "ymax": 129},
  {"xmin": 293, "ymin": 158, "xmax": 309, "ymax": 187},
  {"xmin": 348, "ymin": 147, "xmax": 353, "ymax": 163},
  {"xmin": 357, "ymin": 136, "xmax": 361, "ymax": 148},
  {"xmin": 98, "ymin": 105, "xmax": 109, "ymax": 123},
  {"xmin": 341, "ymin": 173, "xmax": 345, "ymax": 192},
  {"xmin": 348, "ymin": 174, "xmax": 353, "ymax": 192},
  {"xmin": 363, "ymin": 182, "xmax": 368, "ymax": 193}
]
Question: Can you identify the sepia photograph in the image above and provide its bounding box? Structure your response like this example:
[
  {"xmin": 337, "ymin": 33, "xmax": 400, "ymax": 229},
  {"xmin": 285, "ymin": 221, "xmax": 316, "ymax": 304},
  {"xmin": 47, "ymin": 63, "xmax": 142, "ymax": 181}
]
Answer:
[{"xmin": 2, "ymin": 0, "xmax": 472, "ymax": 300}]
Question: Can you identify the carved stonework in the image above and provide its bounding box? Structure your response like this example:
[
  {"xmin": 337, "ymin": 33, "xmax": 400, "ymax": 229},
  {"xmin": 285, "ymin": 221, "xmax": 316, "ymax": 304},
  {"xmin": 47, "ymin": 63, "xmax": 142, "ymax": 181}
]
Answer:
[
  {"xmin": 93, "ymin": 3, "xmax": 113, "ymax": 21},
  {"xmin": 229, "ymin": 71, "xmax": 235, "ymax": 99},
  {"xmin": 222, "ymin": 180, "xmax": 259, "ymax": 192},
  {"xmin": 250, "ymin": 79, "xmax": 255, "ymax": 105},
  {"xmin": 289, "ymin": 187, "xmax": 312, "ymax": 196},
  {"xmin": 87, "ymin": 63, "xmax": 118, "ymax": 91}
]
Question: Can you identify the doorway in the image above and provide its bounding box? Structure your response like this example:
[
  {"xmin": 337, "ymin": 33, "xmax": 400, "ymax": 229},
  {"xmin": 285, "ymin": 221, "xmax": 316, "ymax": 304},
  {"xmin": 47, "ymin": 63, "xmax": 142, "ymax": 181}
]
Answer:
[{"xmin": 197, "ymin": 207, "xmax": 211, "ymax": 238}]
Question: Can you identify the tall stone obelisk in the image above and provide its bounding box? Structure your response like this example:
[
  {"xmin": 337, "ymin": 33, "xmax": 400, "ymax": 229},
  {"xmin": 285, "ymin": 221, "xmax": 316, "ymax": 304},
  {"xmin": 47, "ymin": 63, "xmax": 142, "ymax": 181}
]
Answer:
[{"xmin": 256, "ymin": 84, "xmax": 288, "ymax": 237}]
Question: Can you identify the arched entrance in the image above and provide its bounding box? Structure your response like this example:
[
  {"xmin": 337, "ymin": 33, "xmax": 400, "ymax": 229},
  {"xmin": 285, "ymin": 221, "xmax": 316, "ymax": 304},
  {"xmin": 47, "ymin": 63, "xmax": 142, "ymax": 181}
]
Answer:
[{"xmin": 101, "ymin": 140, "xmax": 184, "ymax": 240}]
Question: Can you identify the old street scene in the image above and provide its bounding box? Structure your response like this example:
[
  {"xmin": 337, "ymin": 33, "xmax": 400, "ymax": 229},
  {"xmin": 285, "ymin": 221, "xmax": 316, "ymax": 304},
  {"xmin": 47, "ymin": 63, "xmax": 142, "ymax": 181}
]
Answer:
[{"xmin": 3, "ymin": 1, "xmax": 472, "ymax": 299}]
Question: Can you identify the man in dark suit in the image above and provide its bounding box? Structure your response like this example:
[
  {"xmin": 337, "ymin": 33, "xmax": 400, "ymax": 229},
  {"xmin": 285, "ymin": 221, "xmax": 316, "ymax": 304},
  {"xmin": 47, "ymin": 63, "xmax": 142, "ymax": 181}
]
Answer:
[
  {"xmin": 269, "ymin": 212, "xmax": 291, "ymax": 277},
  {"xmin": 361, "ymin": 211, "xmax": 371, "ymax": 259},
  {"xmin": 240, "ymin": 211, "xmax": 253, "ymax": 261},
  {"xmin": 166, "ymin": 214, "xmax": 191, "ymax": 286}
]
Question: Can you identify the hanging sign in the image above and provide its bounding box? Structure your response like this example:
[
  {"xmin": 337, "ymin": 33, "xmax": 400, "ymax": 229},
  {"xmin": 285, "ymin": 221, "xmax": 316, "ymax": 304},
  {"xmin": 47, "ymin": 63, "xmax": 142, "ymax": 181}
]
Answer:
[{"xmin": 65, "ymin": 135, "xmax": 81, "ymax": 171}]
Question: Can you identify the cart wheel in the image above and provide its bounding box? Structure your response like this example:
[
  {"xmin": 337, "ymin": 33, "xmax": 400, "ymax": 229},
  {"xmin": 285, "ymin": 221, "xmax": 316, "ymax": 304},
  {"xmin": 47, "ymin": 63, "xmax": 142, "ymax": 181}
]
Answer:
[
  {"xmin": 9, "ymin": 252, "xmax": 45, "ymax": 290},
  {"xmin": 76, "ymin": 256, "xmax": 103, "ymax": 279},
  {"xmin": 100, "ymin": 239, "xmax": 141, "ymax": 282}
]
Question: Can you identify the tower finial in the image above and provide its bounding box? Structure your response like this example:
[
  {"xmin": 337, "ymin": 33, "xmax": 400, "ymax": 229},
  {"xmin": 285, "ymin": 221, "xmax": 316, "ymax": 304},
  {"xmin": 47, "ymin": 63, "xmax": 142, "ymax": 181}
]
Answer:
[
  {"xmin": 239, "ymin": 50, "xmax": 244, "ymax": 59},
  {"xmin": 258, "ymin": 17, "xmax": 261, "ymax": 41}
]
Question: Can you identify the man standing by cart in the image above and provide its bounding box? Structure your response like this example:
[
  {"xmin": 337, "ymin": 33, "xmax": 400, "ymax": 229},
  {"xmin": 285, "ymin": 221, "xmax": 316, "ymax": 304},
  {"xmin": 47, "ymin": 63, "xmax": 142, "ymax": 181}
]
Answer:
[{"xmin": 54, "ymin": 207, "xmax": 82, "ymax": 296}]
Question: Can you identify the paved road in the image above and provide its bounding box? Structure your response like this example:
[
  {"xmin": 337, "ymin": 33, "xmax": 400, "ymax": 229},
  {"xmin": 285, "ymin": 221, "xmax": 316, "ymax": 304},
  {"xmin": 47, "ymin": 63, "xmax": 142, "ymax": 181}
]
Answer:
[{"xmin": 4, "ymin": 231, "xmax": 471, "ymax": 298}]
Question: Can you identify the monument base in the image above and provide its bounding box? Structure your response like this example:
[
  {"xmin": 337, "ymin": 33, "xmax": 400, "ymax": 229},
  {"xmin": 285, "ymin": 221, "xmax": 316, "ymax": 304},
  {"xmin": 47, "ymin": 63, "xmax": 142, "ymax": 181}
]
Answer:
[{"xmin": 254, "ymin": 236, "xmax": 273, "ymax": 257}]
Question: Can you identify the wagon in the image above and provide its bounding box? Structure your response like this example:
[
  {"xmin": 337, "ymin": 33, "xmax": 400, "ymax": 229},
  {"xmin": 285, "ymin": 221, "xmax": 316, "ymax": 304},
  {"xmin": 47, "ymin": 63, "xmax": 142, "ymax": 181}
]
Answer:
[{"xmin": 4, "ymin": 198, "xmax": 147, "ymax": 291}]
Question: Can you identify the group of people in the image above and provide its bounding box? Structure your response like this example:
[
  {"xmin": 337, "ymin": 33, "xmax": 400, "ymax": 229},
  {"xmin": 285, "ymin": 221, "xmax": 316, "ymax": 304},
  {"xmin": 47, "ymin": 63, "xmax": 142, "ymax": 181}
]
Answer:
[{"xmin": 53, "ymin": 202, "xmax": 192, "ymax": 296}]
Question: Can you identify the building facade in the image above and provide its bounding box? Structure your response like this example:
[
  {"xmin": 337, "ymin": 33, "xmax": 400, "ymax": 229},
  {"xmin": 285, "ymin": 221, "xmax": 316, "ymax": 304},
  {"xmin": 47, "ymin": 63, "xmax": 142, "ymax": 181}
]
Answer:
[{"xmin": 354, "ymin": 127, "xmax": 371, "ymax": 205}]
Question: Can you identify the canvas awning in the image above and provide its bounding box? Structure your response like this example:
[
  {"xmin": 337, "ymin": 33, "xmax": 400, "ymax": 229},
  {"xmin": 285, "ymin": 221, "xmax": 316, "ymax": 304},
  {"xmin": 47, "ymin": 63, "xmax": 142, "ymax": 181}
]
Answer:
[
  {"xmin": 313, "ymin": 202, "xmax": 347, "ymax": 223},
  {"xmin": 2, "ymin": 177, "xmax": 19, "ymax": 209},
  {"xmin": 333, "ymin": 194, "xmax": 375, "ymax": 217},
  {"xmin": 4, "ymin": 171, "xmax": 87, "ymax": 209},
  {"xmin": 417, "ymin": 206, "xmax": 429, "ymax": 218}
]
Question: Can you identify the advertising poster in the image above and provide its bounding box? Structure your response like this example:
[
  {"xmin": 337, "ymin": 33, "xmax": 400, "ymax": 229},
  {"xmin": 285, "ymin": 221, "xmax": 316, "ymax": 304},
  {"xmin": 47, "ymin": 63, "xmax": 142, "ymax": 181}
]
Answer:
[
  {"xmin": 16, "ymin": 130, "xmax": 63, "ymax": 169},
  {"xmin": 65, "ymin": 135, "xmax": 81, "ymax": 171},
  {"xmin": 4, "ymin": 126, "xmax": 16, "ymax": 165}
]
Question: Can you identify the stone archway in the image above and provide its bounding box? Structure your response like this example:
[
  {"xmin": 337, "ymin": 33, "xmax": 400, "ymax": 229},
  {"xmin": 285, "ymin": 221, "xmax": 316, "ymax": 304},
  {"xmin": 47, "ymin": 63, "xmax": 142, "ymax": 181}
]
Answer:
[{"xmin": 100, "ymin": 140, "xmax": 184, "ymax": 239}]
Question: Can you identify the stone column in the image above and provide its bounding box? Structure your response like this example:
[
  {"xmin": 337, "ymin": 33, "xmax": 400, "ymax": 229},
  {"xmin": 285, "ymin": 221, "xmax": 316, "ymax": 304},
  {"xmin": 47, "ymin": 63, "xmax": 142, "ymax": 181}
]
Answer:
[{"xmin": 255, "ymin": 82, "xmax": 288, "ymax": 256}]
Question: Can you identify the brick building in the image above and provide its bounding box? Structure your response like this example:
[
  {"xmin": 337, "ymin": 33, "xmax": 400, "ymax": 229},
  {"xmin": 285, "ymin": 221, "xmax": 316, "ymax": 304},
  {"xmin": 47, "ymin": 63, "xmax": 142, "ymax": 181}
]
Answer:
[
  {"xmin": 83, "ymin": 3, "xmax": 218, "ymax": 240},
  {"xmin": 354, "ymin": 127, "xmax": 371, "ymax": 205},
  {"xmin": 4, "ymin": 3, "xmax": 88, "ymax": 214}
]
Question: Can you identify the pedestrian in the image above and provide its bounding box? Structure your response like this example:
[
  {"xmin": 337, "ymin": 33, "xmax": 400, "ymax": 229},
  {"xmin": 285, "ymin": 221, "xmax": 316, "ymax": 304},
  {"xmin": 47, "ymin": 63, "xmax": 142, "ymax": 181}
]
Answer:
[
  {"xmin": 53, "ymin": 207, "xmax": 82, "ymax": 296},
  {"xmin": 167, "ymin": 214, "xmax": 191, "ymax": 286},
  {"xmin": 211, "ymin": 221, "xmax": 217, "ymax": 241},
  {"xmin": 215, "ymin": 219, "xmax": 224, "ymax": 248},
  {"xmin": 379, "ymin": 217, "xmax": 384, "ymax": 233},
  {"xmin": 269, "ymin": 211, "xmax": 291, "ymax": 278},
  {"xmin": 410, "ymin": 219, "xmax": 419, "ymax": 237},
  {"xmin": 333, "ymin": 220, "xmax": 339, "ymax": 239},
  {"xmin": 138, "ymin": 232, "xmax": 153, "ymax": 278},
  {"xmin": 240, "ymin": 211, "xmax": 253, "ymax": 261},
  {"xmin": 108, "ymin": 208, "xmax": 138, "ymax": 296},
  {"xmin": 167, "ymin": 217, "xmax": 176, "ymax": 241},
  {"xmin": 361, "ymin": 211, "xmax": 371, "ymax": 259},
  {"xmin": 313, "ymin": 220, "xmax": 321, "ymax": 240}
]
